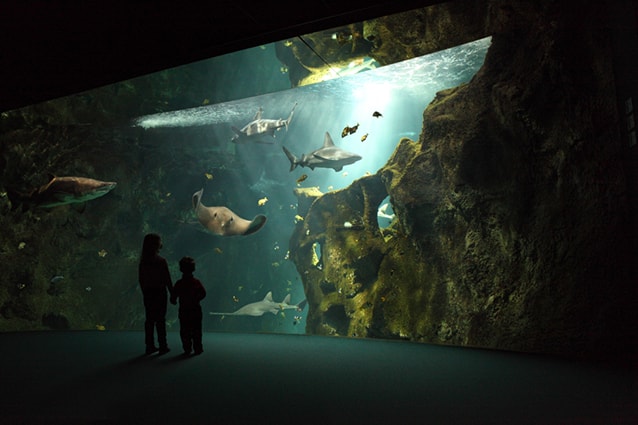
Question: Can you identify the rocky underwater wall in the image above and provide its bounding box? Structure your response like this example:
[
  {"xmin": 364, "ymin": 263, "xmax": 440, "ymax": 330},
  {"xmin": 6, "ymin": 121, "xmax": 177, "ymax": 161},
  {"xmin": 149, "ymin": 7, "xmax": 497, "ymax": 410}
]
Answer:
[{"xmin": 289, "ymin": 1, "xmax": 637, "ymax": 361}]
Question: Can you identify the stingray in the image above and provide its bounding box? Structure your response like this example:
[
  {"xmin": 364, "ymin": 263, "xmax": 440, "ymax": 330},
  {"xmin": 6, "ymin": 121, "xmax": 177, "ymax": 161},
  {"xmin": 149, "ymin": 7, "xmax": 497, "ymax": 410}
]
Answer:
[
  {"xmin": 209, "ymin": 291, "xmax": 307, "ymax": 317},
  {"xmin": 192, "ymin": 188, "xmax": 266, "ymax": 236}
]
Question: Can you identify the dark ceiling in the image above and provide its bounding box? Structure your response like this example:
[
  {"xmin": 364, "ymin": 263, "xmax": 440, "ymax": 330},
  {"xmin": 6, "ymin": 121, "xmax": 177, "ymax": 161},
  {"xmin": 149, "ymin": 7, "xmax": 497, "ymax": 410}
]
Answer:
[{"xmin": 0, "ymin": 0, "xmax": 436, "ymax": 113}]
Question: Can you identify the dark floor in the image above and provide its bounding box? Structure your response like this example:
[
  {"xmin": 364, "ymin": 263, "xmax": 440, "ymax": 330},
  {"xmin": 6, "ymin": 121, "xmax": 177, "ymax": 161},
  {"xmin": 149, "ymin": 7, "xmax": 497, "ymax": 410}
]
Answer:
[{"xmin": 0, "ymin": 331, "xmax": 636, "ymax": 424}]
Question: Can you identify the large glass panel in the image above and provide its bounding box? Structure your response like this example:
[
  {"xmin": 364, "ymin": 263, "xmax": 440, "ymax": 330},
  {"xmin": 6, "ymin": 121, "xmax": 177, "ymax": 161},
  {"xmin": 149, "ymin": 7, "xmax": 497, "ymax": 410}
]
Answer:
[{"xmin": 0, "ymin": 4, "xmax": 489, "ymax": 336}]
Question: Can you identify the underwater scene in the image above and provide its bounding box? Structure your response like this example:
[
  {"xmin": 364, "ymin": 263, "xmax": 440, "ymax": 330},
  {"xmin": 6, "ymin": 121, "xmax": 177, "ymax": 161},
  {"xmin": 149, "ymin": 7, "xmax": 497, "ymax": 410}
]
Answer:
[
  {"xmin": 0, "ymin": 26, "xmax": 490, "ymax": 335},
  {"xmin": 1, "ymin": 1, "xmax": 634, "ymax": 361}
]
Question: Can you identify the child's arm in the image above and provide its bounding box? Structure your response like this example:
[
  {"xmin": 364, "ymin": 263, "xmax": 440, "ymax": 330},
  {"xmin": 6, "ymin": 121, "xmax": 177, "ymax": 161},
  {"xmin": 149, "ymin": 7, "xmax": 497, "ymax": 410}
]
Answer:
[
  {"xmin": 197, "ymin": 280, "xmax": 206, "ymax": 301},
  {"xmin": 170, "ymin": 281, "xmax": 179, "ymax": 305}
]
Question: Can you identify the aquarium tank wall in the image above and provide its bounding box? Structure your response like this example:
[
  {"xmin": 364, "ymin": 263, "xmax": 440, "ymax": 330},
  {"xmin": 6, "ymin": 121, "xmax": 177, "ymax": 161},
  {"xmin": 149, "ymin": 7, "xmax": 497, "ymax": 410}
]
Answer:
[{"xmin": 1, "ymin": 0, "xmax": 636, "ymax": 363}]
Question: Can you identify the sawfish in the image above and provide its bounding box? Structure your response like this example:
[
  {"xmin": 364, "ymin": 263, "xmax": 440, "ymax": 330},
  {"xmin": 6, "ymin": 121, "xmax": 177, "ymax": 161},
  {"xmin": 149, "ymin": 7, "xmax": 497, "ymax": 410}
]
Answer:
[
  {"xmin": 231, "ymin": 103, "xmax": 297, "ymax": 144},
  {"xmin": 192, "ymin": 188, "xmax": 266, "ymax": 236},
  {"xmin": 209, "ymin": 292, "xmax": 307, "ymax": 317}
]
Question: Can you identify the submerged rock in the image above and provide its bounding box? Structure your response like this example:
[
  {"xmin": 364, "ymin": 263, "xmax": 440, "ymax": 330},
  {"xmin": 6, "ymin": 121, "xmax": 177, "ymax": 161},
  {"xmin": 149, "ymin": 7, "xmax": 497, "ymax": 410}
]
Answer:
[{"xmin": 290, "ymin": 1, "xmax": 636, "ymax": 361}]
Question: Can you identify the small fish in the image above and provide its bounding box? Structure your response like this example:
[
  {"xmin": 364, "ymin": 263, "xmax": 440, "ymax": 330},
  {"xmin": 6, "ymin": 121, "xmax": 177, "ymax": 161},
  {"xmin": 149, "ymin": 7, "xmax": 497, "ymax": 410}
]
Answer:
[
  {"xmin": 372, "ymin": 111, "xmax": 383, "ymax": 118},
  {"xmin": 341, "ymin": 123, "xmax": 360, "ymax": 138},
  {"xmin": 327, "ymin": 185, "xmax": 334, "ymax": 191},
  {"xmin": 296, "ymin": 174, "xmax": 308, "ymax": 184},
  {"xmin": 238, "ymin": 285, "xmax": 243, "ymax": 291},
  {"xmin": 293, "ymin": 315, "xmax": 303, "ymax": 325},
  {"xmin": 294, "ymin": 214, "xmax": 304, "ymax": 223},
  {"xmin": 258, "ymin": 197, "xmax": 268, "ymax": 206},
  {"xmin": 342, "ymin": 171, "xmax": 348, "ymax": 177},
  {"xmin": 232, "ymin": 295, "xmax": 239, "ymax": 303},
  {"xmin": 214, "ymin": 247, "xmax": 223, "ymax": 254},
  {"xmin": 165, "ymin": 192, "xmax": 171, "ymax": 197},
  {"xmin": 343, "ymin": 221, "xmax": 353, "ymax": 228},
  {"xmin": 96, "ymin": 324, "xmax": 106, "ymax": 331},
  {"xmin": 205, "ymin": 172, "xmax": 213, "ymax": 180},
  {"xmin": 202, "ymin": 99, "xmax": 210, "ymax": 105},
  {"xmin": 17, "ymin": 283, "xmax": 26, "ymax": 290},
  {"xmin": 360, "ymin": 133, "xmax": 368, "ymax": 142},
  {"xmin": 18, "ymin": 242, "xmax": 26, "ymax": 250},
  {"xmin": 283, "ymin": 40, "xmax": 293, "ymax": 47},
  {"xmin": 97, "ymin": 249, "xmax": 107, "ymax": 258},
  {"xmin": 85, "ymin": 286, "xmax": 92, "ymax": 292},
  {"xmin": 50, "ymin": 275, "xmax": 64, "ymax": 284},
  {"xmin": 271, "ymin": 262, "xmax": 280, "ymax": 268}
]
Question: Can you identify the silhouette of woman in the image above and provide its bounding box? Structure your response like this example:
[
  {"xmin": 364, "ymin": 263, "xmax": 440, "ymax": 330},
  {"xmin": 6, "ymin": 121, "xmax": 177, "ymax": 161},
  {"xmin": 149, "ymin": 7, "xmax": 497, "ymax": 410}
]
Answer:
[{"xmin": 138, "ymin": 233, "xmax": 173, "ymax": 354}]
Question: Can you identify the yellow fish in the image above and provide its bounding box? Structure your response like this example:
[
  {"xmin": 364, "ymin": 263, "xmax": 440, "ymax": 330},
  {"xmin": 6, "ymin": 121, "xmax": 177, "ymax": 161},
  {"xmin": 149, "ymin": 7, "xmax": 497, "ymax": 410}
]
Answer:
[
  {"xmin": 214, "ymin": 247, "xmax": 223, "ymax": 254},
  {"xmin": 98, "ymin": 249, "xmax": 108, "ymax": 258},
  {"xmin": 202, "ymin": 99, "xmax": 210, "ymax": 105},
  {"xmin": 294, "ymin": 214, "xmax": 304, "ymax": 223},
  {"xmin": 232, "ymin": 295, "xmax": 240, "ymax": 303},
  {"xmin": 296, "ymin": 174, "xmax": 308, "ymax": 184},
  {"xmin": 258, "ymin": 197, "xmax": 268, "ymax": 206},
  {"xmin": 96, "ymin": 324, "xmax": 106, "ymax": 331},
  {"xmin": 205, "ymin": 173, "xmax": 213, "ymax": 180},
  {"xmin": 360, "ymin": 133, "xmax": 368, "ymax": 142}
]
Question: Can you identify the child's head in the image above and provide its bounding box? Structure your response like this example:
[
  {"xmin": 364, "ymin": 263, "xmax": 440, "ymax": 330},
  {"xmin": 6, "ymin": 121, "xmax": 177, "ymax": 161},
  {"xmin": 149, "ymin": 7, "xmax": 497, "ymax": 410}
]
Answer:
[{"xmin": 179, "ymin": 256, "xmax": 196, "ymax": 274}]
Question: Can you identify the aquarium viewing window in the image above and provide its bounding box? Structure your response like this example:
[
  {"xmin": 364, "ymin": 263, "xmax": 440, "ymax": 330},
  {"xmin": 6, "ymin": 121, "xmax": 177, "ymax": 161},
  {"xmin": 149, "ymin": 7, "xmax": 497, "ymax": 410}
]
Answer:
[{"xmin": 0, "ymin": 3, "xmax": 490, "ymax": 337}]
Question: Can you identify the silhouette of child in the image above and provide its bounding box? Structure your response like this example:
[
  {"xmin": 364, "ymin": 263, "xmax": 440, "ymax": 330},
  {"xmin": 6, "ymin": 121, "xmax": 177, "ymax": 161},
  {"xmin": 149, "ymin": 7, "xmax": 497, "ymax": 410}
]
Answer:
[
  {"xmin": 138, "ymin": 233, "xmax": 173, "ymax": 355},
  {"xmin": 170, "ymin": 257, "xmax": 206, "ymax": 355}
]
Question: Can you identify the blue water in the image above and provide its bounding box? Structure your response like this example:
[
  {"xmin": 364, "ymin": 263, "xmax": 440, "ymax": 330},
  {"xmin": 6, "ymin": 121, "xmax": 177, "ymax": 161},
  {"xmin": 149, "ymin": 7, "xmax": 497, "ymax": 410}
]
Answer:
[
  {"xmin": 135, "ymin": 37, "xmax": 490, "ymax": 191},
  {"xmin": 134, "ymin": 37, "xmax": 491, "ymax": 335}
]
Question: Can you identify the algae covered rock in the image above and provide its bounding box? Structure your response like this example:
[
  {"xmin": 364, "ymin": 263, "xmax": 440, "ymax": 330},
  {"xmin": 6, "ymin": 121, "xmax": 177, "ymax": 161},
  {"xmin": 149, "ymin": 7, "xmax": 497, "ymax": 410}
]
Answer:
[{"xmin": 289, "ymin": 1, "xmax": 636, "ymax": 361}]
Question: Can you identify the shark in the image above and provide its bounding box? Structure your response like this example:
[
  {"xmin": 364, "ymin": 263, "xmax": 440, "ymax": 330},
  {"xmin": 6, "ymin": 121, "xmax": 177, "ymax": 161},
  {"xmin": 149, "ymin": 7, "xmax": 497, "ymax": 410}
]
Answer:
[
  {"xmin": 209, "ymin": 291, "xmax": 307, "ymax": 317},
  {"xmin": 7, "ymin": 175, "xmax": 117, "ymax": 210},
  {"xmin": 282, "ymin": 131, "xmax": 362, "ymax": 172},
  {"xmin": 231, "ymin": 102, "xmax": 297, "ymax": 144}
]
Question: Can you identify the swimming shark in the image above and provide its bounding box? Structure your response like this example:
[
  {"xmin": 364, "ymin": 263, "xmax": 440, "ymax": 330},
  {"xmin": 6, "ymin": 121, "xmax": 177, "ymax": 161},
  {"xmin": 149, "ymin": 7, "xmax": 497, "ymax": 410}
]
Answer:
[
  {"xmin": 231, "ymin": 103, "xmax": 297, "ymax": 144},
  {"xmin": 7, "ymin": 175, "xmax": 117, "ymax": 210},
  {"xmin": 209, "ymin": 291, "xmax": 307, "ymax": 317},
  {"xmin": 282, "ymin": 132, "xmax": 362, "ymax": 172}
]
